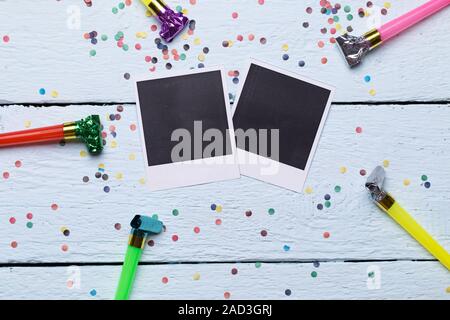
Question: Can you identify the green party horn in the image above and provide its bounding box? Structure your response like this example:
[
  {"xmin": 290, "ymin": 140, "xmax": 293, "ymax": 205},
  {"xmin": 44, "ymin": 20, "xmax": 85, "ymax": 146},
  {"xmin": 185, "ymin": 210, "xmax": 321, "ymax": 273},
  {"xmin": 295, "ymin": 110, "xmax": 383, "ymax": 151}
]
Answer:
[{"xmin": 115, "ymin": 215, "xmax": 164, "ymax": 300}]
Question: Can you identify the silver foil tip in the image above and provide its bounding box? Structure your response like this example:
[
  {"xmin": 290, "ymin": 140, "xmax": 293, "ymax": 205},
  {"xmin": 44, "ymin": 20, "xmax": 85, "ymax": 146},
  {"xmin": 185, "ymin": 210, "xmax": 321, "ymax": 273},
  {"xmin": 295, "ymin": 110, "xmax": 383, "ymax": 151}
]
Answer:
[{"xmin": 336, "ymin": 33, "xmax": 371, "ymax": 68}]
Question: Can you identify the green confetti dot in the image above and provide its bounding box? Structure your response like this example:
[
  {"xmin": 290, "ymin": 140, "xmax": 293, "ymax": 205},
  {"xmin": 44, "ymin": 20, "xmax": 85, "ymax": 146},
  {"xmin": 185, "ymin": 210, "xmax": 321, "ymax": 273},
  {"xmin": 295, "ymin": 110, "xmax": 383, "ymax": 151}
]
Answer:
[
  {"xmin": 89, "ymin": 49, "xmax": 97, "ymax": 57},
  {"xmin": 112, "ymin": 7, "xmax": 118, "ymax": 14},
  {"xmin": 368, "ymin": 271, "xmax": 375, "ymax": 278},
  {"xmin": 334, "ymin": 185, "xmax": 341, "ymax": 193},
  {"xmin": 26, "ymin": 222, "xmax": 33, "ymax": 229},
  {"xmin": 101, "ymin": 34, "xmax": 108, "ymax": 41},
  {"xmin": 347, "ymin": 14, "xmax": 353, "ymax": 21},
  {"xmin": 172, "ymin": 209, "xmax": 179, "ymax": 216},
  {"xmin": 255, "ymin": 262, "xmax": 262, "ymax": 268},
  {"xmin": 344, "ymin": 5, "xmax": 351, "ymax": 13},
  {"xmin": 180, "ymin": 53, "xmax": 186, "ymax": 60},
  {"xmin": 118, "ymin": 2, "xmax": 125, "ymax": 10},
  {"xmin": 421, "ymin": 175, "xmax": 428, "ymax": 181},
  {"xmin": 268, "ymin": 208, "xmax": 275, "ymax": 215},
  {"xmin": 122, "ymin": 44, "xmax": 129, "ymax": 51},
  {"xmin": 333, "ymin": 16, "xmax": 339, "ymax": 22},
  {"xmin": 324, "ymin": 201, "xmax": 331, "ymax": 208},
  {"xmin": 311, "ymin": 271, "xmax": 318, "ymax": 278},
  {"xmin": 176, "ymin": 5, "xmax": 183, "ymax": 12},
  {"xmin": 152, "ymin": 214, "xmax": 158, "ymax": 220}
]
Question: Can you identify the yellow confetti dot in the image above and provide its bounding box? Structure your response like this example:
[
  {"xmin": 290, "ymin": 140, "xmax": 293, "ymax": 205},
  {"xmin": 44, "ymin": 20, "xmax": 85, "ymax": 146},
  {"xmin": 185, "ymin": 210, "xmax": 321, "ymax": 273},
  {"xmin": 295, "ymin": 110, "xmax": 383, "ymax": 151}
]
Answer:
[
  {"xmin": 181, "ymin": 33, "xmax": 189, "ymax": 40},
  {"xmin": 193, "ymin": 38, "xmax": 201, "ymax": 45},
  {"xmin": 193, "ymin": 272, "xmax": 201, "ymax": 281},
  {"xmin": 80, "ymin": 150, "xmax": 87, "ymax": 158},
  {"xmin": 129, "ymin": 153, "xmax": 136, "ymax": 161},
  {"xmin": 60, "ymin": 226, "xmax": 67, "ymax": 233},
  {"xmin": 304, "ymin": 186, "xmax": 314, "ymax": 194},
  {"xmin": 98, "ymin": 163, "xmax": 105, "ymax": 169},
  {"xmin": 24, "ymin": 120, "xmax": 32, "ymax": 128},
  {"xmin": 136, "ymin": 31, "xmax": 148, "ymax": 39},
  {"xmin": 384, "ymin": 2, "xmax": 391, "ymax": 9},
  {"xmin": 51, "ymin": 90, "xmax": 59, "ymax": 98},
  {"xmin": 382, "ymin": 160, "xmax": 390, "ymax": 168},
  {"xmin": 369, "ymin": 89, "xmax": 376, "ymax": 96},
  {"xmin": 139, "ymin": 178, "xmax": 146, "ymax": 185},
  {"xmin": 115, "ymin": 172, "xmax": 123, "ymax": 180},
  {"xmin": 216, "ymin": 205, "xmax": 222, "ymax": 213},
  {"xmin": 182, "ymin": 9, "xmax": 188, "ymax": 15},
  {"xmin": 335, "ymin": 23, "xmax": 342, "ymax": 31},
  {"xmin": 227, "ymin": 40, "xmax": 234, "ymax": 47},
  {"xmin": 282, "ymin": 44, "xmax": 289, "ymax": 51},
  {"xmin": 446, "ymin": 286, "xmax": 450, "ymax": 293},
  {"xmin": 198, "ymin": 53, "xmax": 205, "ymax": 62},
  {"xmin": 403, "ymin": 179, "xmax": 411, "ymax": 186},
  {"xmin": 110, "ymin": 141, "xmax": 118, "ymax": 148},
  {"xmin": 339, "ymin": 166, "xmax": 347, "ymax": 174},
  {"xmin": 145, "ymin": 10, "xmax": 154, "ymax": 17}
]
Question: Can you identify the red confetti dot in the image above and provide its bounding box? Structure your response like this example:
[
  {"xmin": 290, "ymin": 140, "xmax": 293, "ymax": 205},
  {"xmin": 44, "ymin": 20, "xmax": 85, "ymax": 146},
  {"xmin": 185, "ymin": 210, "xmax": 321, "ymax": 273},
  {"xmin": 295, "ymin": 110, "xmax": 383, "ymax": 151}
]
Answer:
[
  {"xmin": 323, "ymin": 232, "xmax": 330, "ymax": 239},
  {"xmin": 215, "ymin": 219, "xmax": 222, "ymax": 225},
  {"xmin": 172, "ymin": 234, "xmax": 179, "ymax": 242},
  {"xmin": 135, "ymin": 43, "xmax": 142, "ymax": 50},
  {"xmin": 26, "ymin": 213, "xmax": 33, "ymax": 220},
  {"xmin": 3, "ymin": 172, "xmax": 10, "ymax": 179},
  {"xmin": 162, "ymin": 276, "xmax": 169, "ymax": 284},
  {"xmin": 9, "ymin": 217, "xmax": 16, "ymax": 224},
  {"xmin": 356, "ymin": 126, "xmax": 363, "ymax": 134},
  {"xmin": 248, "ymin": 34, "xmax": 255, "ymax": 41},
  {"xmin": 193, "ymin": 226, "xmax": 200, "ymax": 234},
  {"xmin": 15, "ymin": 160, "xmax": 22, "ymax": 168},
  {"xmin": 321, "ymin": 57, "xmax": 328, "ymax": 64},
  {"xmin": 11, "ymin": 241, "xmax": 18, "ymax": 248},
  {"xmin": 61, "ymin": 244, "xmax": 69, "ymax": 252},
  {"xmin": 51, "ymin": 204, "xmax": 58, "ymax": 211},
  {"xmin": 236, "ymin": 34, "xmax": 243, "ymax": 41},
  {"xmin": 224, "ymin": 291, "xmax": 231, "ymax": 299},
  {"xmin": 151, "ymin": 24, "xmax": 158, "ymax": 32}
]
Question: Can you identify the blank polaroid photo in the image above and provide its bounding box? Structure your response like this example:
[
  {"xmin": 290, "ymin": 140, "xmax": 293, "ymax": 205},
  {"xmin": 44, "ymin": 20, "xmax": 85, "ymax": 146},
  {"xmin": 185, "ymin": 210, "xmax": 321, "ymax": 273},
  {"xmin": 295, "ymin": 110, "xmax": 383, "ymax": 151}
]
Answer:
[
  {"xmin": 232, "ymin": 59, "xmax": 334, "ymax": 192},
  {"xmin": 135, "ymin": 67, "xmax": 240, "ymax": 191}
]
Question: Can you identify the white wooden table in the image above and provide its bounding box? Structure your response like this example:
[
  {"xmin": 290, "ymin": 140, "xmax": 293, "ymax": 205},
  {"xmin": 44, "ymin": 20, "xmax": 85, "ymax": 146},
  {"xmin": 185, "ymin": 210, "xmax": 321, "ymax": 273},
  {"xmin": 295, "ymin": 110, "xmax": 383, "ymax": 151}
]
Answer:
[{"xmin": 0, "ymin": 0, "xmax": 449, "ymax": 300}]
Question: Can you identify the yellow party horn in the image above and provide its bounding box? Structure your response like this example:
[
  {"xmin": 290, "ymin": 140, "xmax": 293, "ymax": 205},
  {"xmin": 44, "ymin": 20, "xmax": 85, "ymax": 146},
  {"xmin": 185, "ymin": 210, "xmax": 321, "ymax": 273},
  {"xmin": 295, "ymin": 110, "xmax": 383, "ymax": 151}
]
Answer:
[{"xmin": 366, "ymin": 166, "xmax": 450, "ymax": 271}]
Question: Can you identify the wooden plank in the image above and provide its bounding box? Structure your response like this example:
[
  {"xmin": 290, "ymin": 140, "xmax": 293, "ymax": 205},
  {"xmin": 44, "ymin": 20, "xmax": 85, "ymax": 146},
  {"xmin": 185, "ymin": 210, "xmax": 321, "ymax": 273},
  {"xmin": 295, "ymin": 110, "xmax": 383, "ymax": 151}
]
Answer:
[
  {"xmin": 0, "ymin": 0, "xmax": 449, "ymax": 103},
  {"xmin": 0, "ymin": 103, "xmax": 449, "ymax": 263},
  {"xmin": 0, "ymin": 261, "xmax": 448, "ymax": 299}
]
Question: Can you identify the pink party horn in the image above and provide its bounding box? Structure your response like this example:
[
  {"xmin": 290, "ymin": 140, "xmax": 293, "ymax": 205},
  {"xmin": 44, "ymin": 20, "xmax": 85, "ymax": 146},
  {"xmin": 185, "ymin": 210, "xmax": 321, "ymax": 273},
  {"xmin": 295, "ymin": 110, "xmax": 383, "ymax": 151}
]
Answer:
[{"xmin": 336, "ymin": 0, "xmax": 450, "ymax": 67}]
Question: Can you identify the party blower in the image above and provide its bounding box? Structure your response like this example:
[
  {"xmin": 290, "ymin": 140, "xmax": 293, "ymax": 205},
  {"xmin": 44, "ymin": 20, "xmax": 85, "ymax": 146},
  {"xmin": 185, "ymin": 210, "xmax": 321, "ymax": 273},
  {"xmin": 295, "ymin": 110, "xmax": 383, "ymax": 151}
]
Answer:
[
  {"xmin": 0, "ymin": 115, "xmax": 103, "ymax": 155},
  {"xmin": 337, "ymin": 0, "xmax": 450, "ymax": 67},
  {"xmin": 115, "ymin": 215, "xmax": 164, "ymax": 300},
  {"xmin": 366, "ymin": 166, "xmax": 450, "ymax": 271},
  {"xmin": 140, "ymin": 0, "xmax": 189, "ymax": 42}
]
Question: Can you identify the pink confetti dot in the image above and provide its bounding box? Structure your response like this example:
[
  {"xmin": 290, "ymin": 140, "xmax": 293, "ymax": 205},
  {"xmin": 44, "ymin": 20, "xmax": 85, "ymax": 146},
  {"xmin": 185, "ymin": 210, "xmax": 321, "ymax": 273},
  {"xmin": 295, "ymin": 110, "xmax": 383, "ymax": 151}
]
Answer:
[
  {"xmin": 15, "ymin": 160, "xmax": 22, "ymax": 168},
  {"xmin": 51, "ymin": 204, "xmax": 59, "ymax": 211},
  {"xmin": 224, "ymin": 291, "xmax": 231, "ymax": 299},
  {"xmin": 3, "ymin": 172, "xmax": 10, "ymax": 179},
  {"xmin": 193, "ymin": 226, "xmax": 200, "ymax": 234},
  {"xmin": 61, "ymin": 244, "xmax": 69, "ymax": 252},
  {"xmin": 11, "ymin": 241, "xmax": 18, "ymax": 248},
  {"xmin": 236, "ymin": 34, "xmax": 243, "ymax": 41},
  {"xmin": 248, "ymin": 34, "xmax": 255, "ymax": 41},
  {"xmin": 3, "ymin": 35, "xmax": 10, "ymax": 43},
  {"xmin": 172, "ymin": 234, "xmax": 179, "ymax": 242},
  {"xmin": 356, "ymin": 126, "xmax": 363, "ymax": 134},
  {"xmin": 26, "ymin": 213, "xmax": 33, "ymax": 220},
  {"xmin": 151, "ymin": 24, "xmax": 158, "ymax": 32},
  {"xmin": 9, "ymin": 217, "xmax": 16, "ymax": 224},
  {"xmin": 232, "ymin": 12, "xmax": 238, "ymax": 19},
  {"xmin": 145, "ymin": 56, "xmax": 152, "ymax": 62},
  {"xmin": 135, "ymin": 43, "xmax": 142, "ymax": 50},
  {"xmin": 130, "ymin": 124, "xmax": 137, "ymax": 131},
  {"xmin": 162, "ymin": 277, "xmax": 169, "ymax": 284},
  {"xmin": 258, "ymin": 0, "xmax": 265, "ymax": 5},
  {"xmin": 215, "ymin": 219, "xmax": 222, "ymax": 226}
]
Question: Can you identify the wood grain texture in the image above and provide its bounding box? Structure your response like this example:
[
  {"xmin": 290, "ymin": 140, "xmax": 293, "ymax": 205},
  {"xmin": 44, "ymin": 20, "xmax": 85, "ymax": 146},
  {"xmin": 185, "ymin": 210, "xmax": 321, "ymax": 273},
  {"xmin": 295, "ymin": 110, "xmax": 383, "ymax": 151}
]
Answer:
[
  {"xmin": 0, "ymin": 0, "xmax": 449, "ymax": 103},
  {"xmin": 1, "ymin": 261, "xmax": 448, "ymax": 300},
  {"xmin": 0, "ymin": 104, "xmax": 449, "ymax": 263}
]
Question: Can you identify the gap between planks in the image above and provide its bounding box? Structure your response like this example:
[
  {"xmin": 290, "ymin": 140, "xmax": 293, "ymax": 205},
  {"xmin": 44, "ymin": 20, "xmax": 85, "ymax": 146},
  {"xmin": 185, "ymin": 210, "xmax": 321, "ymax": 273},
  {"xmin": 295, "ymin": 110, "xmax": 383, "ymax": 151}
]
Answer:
[
  {"xmin": 0, "ymin": 101, "xmax": 450, "ymax": 108},
  {"xmin": 0, "ymin": 258, "xmax": 438, "ymax": 268}
]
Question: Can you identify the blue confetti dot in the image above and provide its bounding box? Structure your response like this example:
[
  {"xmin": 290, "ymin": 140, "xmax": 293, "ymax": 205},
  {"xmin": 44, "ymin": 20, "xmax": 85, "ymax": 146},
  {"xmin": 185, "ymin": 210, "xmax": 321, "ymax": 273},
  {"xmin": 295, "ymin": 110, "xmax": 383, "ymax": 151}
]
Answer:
[
  {"xmin": 104, "ymin": 186, "xmax": 110, "ymax": 193},
  {"xmin": 39, "ymin": 88, "xmax": 46, "ymax": 95},
  {"xmin": 285, "ymin": 289, "xmax": 291, "ymax": 296},
  {"xmin": 424, "ymin": 181, "xmax": 431, "ymax": 188},
  {"xmin": 324, "ymin": 194, "xmax": 331, "ymax": 200},
  {"xmin": 90, "ymin": 289, "xmax": 97, "ymax": 296},
  {"xmin": 298, "ymin": 60, "xmax": 305, "ymax": 67},
  {"xmin": 317, "ymin": 204, "xmax": 323, "ymax": 210},
  {"xmin": 283, "ymin": 245, "xmax": 290, "ymax": 252},
  {"xmin": 282, "ymin": 54, "xmax": 289, "ymax": 61},
  {"xmin": 211, "ymin": 204, "xmax": 216, "ymax": 211},
  {"xmin": 364, "ymin": 75, "xmax": 371, "ymax": 83}
]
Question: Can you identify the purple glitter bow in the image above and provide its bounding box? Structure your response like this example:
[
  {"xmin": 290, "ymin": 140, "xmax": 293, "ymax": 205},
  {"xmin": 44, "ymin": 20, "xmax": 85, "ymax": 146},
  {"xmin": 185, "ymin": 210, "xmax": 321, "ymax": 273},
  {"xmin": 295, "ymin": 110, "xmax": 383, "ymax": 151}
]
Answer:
[{"xmin": 156, "ymin": 8, "xmax": 189, "ymax": 42}]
